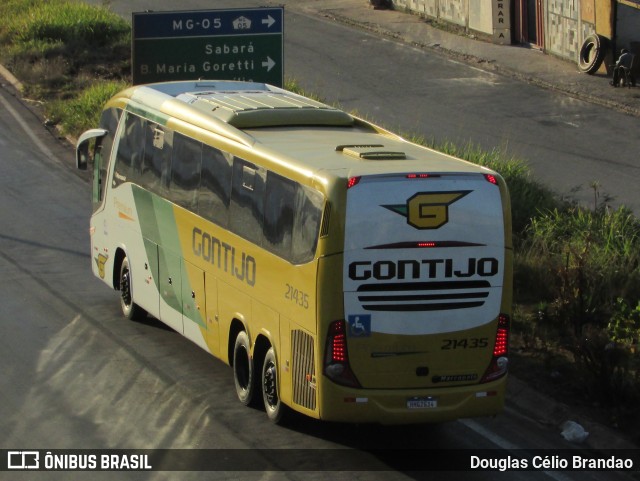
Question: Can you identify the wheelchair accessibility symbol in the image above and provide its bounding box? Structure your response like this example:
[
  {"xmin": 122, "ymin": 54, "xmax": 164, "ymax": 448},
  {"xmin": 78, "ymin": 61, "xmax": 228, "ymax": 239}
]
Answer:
[{"xmin": 347, "ymin": 315, "xmax": 371, "ymax": 337}]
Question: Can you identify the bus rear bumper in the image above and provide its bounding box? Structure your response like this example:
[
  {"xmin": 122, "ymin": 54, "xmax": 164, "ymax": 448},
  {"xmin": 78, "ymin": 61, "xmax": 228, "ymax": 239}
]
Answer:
[{"xmin": 317, "ymin": 376, "xmax": 507, "ymax": 424}]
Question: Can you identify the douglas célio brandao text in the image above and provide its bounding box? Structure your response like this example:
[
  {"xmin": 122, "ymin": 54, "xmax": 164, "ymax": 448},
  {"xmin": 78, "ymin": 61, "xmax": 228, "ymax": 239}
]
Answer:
[{"xmin": 470, "ymin": 454, "xmax": 635, "ymax": 471}]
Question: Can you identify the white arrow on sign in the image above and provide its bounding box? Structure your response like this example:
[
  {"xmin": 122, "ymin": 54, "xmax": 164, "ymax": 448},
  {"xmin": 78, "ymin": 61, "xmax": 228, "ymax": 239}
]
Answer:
[
  {"xmin": 262, "ymin": 15, "xmax": 276, "ymax": 28},
  {"xmin": 262, "ymin": 57, "xmax": 276, "ymax": 72}
]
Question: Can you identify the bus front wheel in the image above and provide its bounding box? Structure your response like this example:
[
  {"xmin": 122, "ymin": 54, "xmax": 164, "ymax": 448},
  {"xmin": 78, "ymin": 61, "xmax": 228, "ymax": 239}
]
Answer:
[
  {"xmin": 119, "ymin": 256, "xmax": 146, "ymax": 321},
  {"xmin": 233, "ymin": 331, "xmax": 256, "ymax": 406},
  {"xmin": 262, "ymin": 347, "xmax": 286, "ymax": 423}
]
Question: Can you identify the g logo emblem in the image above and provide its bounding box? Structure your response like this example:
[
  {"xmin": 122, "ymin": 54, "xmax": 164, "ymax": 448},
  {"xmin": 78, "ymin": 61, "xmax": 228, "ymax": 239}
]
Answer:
[
  {"xmin": 383, "ymin": 191, "xmax": 470, "ymax": 229},
  {"xmin": 407, "ymin": 192, "xmax": 469, "ymax": 229},
  {"xmin": 95, "ymin": 253, "xmax": 108, "ymax": 279}
]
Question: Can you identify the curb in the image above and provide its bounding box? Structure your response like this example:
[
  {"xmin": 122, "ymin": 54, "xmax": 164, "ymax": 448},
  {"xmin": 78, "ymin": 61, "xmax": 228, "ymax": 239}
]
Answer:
[{"xmin": 0, "ymin": 63, "xmax": 23, "ymax": 91}]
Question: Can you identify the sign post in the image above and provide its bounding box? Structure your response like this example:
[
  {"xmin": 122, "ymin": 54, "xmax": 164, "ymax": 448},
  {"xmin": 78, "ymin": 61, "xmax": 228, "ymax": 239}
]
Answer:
[{"xmin": 132, "ymin": 7, "xmax": 284, "ymax": 86}]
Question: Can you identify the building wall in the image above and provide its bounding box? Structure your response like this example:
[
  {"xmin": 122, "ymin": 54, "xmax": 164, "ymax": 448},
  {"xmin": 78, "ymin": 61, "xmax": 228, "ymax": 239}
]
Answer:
[
  {"xmin": 392, "ymin": 0, "xmax": 488, "ymax": 32},
  {"xmin": 391, "ymin": 0, "xmax": 626, "ymax": 65},
  {"xmin": 469, "ymin": 1, "xmax": 494, "ymax": 34},
  {"xmin": 393, "ymin": 0, "xmax": 436, "ymax": 19},
  {"xmin": 392, "ymin": 0, "xmax": 509, "ymax": 42},
  {"xmin": 546, "ymin": 0, "xmax": 584, "ymax": 60},
  {"xmin": 439, "ymin": 0, "xmax": 467, "ymax": 27},
  {"xmin": 544, "ymin": 0, "xmax": 616, "ymax": 66}
]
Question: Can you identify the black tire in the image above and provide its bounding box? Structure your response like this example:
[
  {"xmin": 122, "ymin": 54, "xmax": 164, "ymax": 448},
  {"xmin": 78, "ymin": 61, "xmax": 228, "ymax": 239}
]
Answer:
[
  {"xmin": 262, "ymin": 347, "xmax": 286, "ymax": 423},
  {"xmin": 233, "ymin": 331, "xmax": 257, "ymax": 406},
  {"xmin": 119, "ymin": 256, "xmax": 146, "ymax": 321},
  {"xmin": 578, "ymin": 34, "xmax": 608, "ymax": 74}
]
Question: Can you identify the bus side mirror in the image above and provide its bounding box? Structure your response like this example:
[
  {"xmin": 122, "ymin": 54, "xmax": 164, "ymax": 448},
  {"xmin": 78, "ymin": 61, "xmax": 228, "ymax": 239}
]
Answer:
[{"xmin": 76, "ymin": 128, "xmax": 108, "ymax": 170}]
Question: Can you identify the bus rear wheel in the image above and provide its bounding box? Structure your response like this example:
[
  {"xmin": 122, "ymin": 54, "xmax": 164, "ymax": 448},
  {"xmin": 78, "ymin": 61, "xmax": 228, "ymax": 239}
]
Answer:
[
  {"xmin": 119, "ymin": 256, "xmax": 146, "ymax": 321},
  {"xmin": 233, "ymin": 331, "xmax": 257, "ymax": 406},
  {"xmin": 262, "ymin": 347, "xmax": 286, "ymax": 423}
]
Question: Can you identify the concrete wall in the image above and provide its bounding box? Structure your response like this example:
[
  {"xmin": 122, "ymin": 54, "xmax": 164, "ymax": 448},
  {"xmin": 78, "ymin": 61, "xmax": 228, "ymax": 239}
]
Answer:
[
  {"xmin": 469, "ymin": 2, "xmax": 494, "ymax": 34},
  {"xmin": 545, "ymin": 0, "xmax": 616, "ymax": 65},
  {"xmin": 391, "ymin": 0, "xmax": 624, "ymax": 64},
  {"xmin": 439, "ymin": 0, "xmax": 467, "ymax": 27},
  {"xmin": 392, "ymin": 0, "xmax": 500, "ymax": 38},
  {"xmin": 546, "ymin": 0, "xmax": 584, "ymax": 60}
]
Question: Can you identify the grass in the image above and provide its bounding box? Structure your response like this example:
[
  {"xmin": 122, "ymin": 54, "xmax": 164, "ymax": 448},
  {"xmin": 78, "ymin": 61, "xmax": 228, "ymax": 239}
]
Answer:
[
  {"xmin": 2, "ymin": 0, "xmax": 640, "ymax": 443},
  {"xmin": 0, "ymin": 0, "xmax": 130, "ymax": 136},
  {"xmin": 3, "ymin": 2, "xmax": 126, "ymax": 52},
  {"xmin": 47, "ymin": 80, "xmax": 129, "ymax": 136}
]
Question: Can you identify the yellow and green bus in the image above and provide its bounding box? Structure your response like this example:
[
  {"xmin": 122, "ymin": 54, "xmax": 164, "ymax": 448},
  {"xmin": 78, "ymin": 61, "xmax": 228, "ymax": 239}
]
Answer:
[{"xmin": 76, "ymin": 80, "xmax": 512, "ymax": 424}]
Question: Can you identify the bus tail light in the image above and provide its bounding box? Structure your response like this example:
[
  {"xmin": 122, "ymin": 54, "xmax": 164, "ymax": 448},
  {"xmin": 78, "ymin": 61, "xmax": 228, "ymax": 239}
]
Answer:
[
  {"xmin": 480, "ymin": 314, "xmax": 510, "ymax": 383},
  {"xmin": 484, "ymin": 174, "xmax": 498, "ymax": 185},
  {"xmin": 324, "ymin": 320, "xmax": 361, "ymax": 388},
  {"xmin": 347, "ymin": 177, "xmax": 361, "ymax": 189},
  {"xmin": 406, "ymin": 173, "xmax": 431, "ymax": 179}
]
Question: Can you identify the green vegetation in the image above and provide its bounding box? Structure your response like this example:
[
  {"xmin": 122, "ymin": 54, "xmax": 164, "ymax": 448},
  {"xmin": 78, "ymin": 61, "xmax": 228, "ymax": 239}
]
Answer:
[
  {"xmin": 518, "ymin": 203, "xmax": 640, "ymax": 410},
  {"xmin": 2, "ymin": 0, "xmax": 639, "ymax": 441},
  {"xmin": 47, "ymin": 80, "xmax": 129, "ymax": 135},
  {"xmin": 0, "ymin": 0, "xmax": 130, "ymax": 135}
]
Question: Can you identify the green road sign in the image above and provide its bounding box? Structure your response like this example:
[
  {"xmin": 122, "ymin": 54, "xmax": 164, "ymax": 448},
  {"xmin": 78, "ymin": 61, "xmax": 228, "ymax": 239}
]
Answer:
[{"xmin": 132, "ymin": 8, "xmax": 284, "ymax": 86}]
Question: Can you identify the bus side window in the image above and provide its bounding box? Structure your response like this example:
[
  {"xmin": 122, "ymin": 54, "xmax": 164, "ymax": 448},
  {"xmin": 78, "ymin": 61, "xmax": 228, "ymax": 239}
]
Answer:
[
  {"xmin": 169, "ymin": 132, "xmax": 202, "ymax": 211},
  {"xmin": 264, "ymin": 172, "xmax": 295, "ymax": 260},
  {"xmin": 292, "ymin": 186, "xmax": 323, "ymax": 264},
  {"xmin": 114, "ymin": 112, "xmax": 145, "ymax": 188},
  {"xmin": 230, "ymin": 158, "xmax": 265, "ymax": 246},
  {"xmin": 199, "ymin": 144, "xmax": 232, "ymax": 228},
  {"xmin": 93, "ymin": 108, "xmax": 121, "ymax": 210},
  {"xmin": 141, "ymin": 123, "xmax": 169, "ymax": 195}
]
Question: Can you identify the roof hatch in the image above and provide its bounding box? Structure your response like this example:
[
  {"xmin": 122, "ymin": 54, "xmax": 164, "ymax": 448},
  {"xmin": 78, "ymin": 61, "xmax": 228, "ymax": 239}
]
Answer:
[
  {"xmin": 337, "ymin": 144, "xmax": 407, "ymax": 160},
  {"xmin": 175, "ymin": 90, "xmax": 354, "ymax": 128}
]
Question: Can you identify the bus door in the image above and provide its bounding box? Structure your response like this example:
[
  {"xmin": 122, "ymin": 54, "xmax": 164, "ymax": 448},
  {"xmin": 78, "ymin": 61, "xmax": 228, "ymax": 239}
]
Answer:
[
  {"xmin": 182, "ymin": 260, "xmax": 209, "ymax": 351},
  {"xmin": 158, "ymin": 246, "xmax": 184, "ymax": 334},
  {"xmin": 137, "ymin": 238, "xmax": 160, "ymax": 317},
  {"xmin": 204, "ymin": 276, "xmax": 220, "ymax": 358}
]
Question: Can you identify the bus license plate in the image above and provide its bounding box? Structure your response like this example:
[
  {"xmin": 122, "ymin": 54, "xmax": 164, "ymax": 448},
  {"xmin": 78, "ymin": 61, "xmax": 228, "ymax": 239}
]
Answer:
[{"xmin": 407, "ymin": 397, "xmax": 437, "ymax": 409}]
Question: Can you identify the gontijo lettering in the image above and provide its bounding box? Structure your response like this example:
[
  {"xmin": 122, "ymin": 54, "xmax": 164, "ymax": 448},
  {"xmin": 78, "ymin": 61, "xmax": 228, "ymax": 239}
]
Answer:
[
  {"xmin": 192, "ymin": 227, "xmax": 256, "ymax": 286},
  {"xmin": 349, "ymin": 257, "xmax": 499, "ymax": 281}
]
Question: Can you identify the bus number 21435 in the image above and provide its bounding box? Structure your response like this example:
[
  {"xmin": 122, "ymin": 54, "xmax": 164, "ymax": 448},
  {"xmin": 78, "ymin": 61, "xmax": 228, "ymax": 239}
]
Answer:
[
  {"xmin": 285, "ymin": 284, "xmax": 309, "ymax": 309},
  {"xmin": 441, "ymin": 338, "xmax": 489, "ymax": 350}
]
